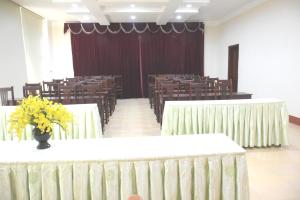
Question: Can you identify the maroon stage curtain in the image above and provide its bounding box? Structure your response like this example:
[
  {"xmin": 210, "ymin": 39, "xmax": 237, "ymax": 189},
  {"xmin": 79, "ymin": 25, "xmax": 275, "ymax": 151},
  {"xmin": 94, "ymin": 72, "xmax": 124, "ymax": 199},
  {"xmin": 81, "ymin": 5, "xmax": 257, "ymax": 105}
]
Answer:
[{"xmin": 65, "ymin": 23, "xmax": 204, "ymax": 98}]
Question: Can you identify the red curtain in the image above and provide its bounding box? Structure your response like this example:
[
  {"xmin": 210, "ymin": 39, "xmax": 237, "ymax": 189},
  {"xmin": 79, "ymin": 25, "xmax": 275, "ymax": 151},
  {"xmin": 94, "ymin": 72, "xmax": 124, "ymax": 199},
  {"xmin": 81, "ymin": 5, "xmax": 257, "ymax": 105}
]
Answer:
[{"xmin": 65, "ymin": 23, "xmax": 204, "ymax": 98}]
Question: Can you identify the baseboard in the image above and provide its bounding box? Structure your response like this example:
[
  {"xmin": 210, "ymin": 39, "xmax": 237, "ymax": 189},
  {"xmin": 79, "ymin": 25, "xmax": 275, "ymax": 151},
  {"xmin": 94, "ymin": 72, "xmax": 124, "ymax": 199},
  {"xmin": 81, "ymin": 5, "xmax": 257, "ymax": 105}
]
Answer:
[{"xmin": 289, "ymin": 115, "xmax": 300, "ymax": 126}]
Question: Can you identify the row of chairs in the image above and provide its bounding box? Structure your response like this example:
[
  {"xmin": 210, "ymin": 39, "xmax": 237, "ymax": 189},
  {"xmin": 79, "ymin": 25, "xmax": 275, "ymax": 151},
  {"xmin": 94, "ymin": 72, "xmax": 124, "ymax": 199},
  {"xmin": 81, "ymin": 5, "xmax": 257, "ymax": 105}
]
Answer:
[
  {"xmin": 0, "ymin": 75, "xmax": 123, "ymax": 130},
  {"xmin": 158, "ymin": 79, "xmax": 233, "ymax": 99},
  {"xmin": 149, "ymin": 75, "xmax": 233, "ymax": 108},
  {"xmin": 65, "ymin": 75, "xmax": 123, "ymax": 98},
  {"xmin": 22, "ymin": 79, "xmax": 117, "ymax": 128},
  {"xmin": 148, "ymin": 74, "xmax": 234, "ymax": 123},
  {"xmin": 148, "ymin": 74, "xmax": 216, "ymax": 106}
]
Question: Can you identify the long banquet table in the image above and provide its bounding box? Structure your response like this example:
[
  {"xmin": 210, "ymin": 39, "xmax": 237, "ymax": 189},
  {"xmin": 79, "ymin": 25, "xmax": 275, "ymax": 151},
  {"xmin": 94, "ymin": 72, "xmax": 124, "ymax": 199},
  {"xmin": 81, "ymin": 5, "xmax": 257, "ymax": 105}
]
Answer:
[
  {"xmin": 0, "ymin": 104, "xmax": 102, "ymax": 140},
  {"xmin": 161, "ymin": 98, "xmax": 289, "ymax": 147},
  {"xmin": 0, "ymin": 134, "xmax": 249, "ymax": 200},
  {"xmin": 155, "ymin": 91, "xmax": 253, "ymax": 123}
]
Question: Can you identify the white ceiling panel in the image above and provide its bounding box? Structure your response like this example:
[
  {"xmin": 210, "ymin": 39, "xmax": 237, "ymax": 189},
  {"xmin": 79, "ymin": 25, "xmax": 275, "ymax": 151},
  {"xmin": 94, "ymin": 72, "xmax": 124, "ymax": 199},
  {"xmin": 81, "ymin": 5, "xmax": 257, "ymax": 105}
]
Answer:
[{"xmin": 10, "ymin": 0, "xmax": 267, "ymax": 25}]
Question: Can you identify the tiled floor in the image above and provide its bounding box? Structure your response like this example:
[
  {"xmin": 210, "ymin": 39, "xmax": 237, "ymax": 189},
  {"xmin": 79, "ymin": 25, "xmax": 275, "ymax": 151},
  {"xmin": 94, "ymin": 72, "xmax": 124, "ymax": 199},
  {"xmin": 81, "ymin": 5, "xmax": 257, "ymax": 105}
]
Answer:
[
  {"xmin": 247, "ymin": 123, "xmax": 300, "ymax": 200},
  {"xmin": 104, "ymin": 98, "xmax": 160, "ymax": 137},
  {"xmin": 105, "ymin": 98, "xmax": 300, "ymax": 200}
]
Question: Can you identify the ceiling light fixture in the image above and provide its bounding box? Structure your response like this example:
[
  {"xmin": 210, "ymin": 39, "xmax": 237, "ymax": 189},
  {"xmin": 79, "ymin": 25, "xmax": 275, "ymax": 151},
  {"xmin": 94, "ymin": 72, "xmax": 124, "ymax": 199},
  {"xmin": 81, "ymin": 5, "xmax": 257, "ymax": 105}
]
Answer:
[
  {"xmin": 176, "ymin": 15, "xmax": 182, "ymax": 20},
  {"xmin": 130, "ymin": 15, "xmax": 136, "ymax": 20},
  {"xmin": 130, "ymin": 4, "xmax": 135, "ymax": 8},
  {"xmin": 175, "ymin": 8, "xmax": 198, "ymax": 13},
  {"xmin": 186, "ymin": 4, "xmax": 192, "ymax": 8}
]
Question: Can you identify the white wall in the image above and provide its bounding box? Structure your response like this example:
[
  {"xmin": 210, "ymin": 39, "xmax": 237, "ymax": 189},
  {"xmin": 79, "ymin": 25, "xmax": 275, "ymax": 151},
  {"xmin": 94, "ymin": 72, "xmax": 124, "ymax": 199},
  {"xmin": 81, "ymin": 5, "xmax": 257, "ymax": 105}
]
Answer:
[
  {"xmin": 205, "ymin": 0, "xmax": 300, "ymax": 117},
  {"xmin": 204, "ymin": 25, "xmax": 221, "ymax": 78},
  {"xmin": 48, "ymin": 21, "xmax": 74, "ymax": 80},
  {"xmin": 0, "ymin": 0, "xmax": 73, "ymax": 98},
  {"xmin": 0, "ymin": 0, "xmax": 28, "ymax": 97},
  {"xmin": 20, "ymin": 8, "xmax": 50, "ymax": 83}
]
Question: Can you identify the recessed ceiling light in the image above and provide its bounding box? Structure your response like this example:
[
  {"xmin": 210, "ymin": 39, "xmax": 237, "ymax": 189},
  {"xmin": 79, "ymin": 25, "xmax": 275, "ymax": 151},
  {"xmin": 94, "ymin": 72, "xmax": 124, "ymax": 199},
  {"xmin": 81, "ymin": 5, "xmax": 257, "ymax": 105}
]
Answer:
[
  {"xmin": 130, "ymin": 4, "xmax": 135, "ymax": 8},
  {"xmin": 186, "ymin": 4, "xmax": 192, "ymax": 8},
  {"xmin": 176, "ymin": 15, "xmax": 182, "ymax": 20},
  {"xmin": 175, "ymin": 8, "xmax": 198, "ymax": 13},
  {"xmin": 130, "ymin": 15, "xmax": 136, "ymax": 20}
]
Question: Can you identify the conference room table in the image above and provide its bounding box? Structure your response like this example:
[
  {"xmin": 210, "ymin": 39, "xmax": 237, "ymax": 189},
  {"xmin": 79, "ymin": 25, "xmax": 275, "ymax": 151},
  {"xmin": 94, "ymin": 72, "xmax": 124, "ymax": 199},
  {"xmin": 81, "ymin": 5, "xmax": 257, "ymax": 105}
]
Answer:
[
  {"xmin": 161, "ymin": 98, "xmax": 288, "ymax": 147},
  {"xmin": 0, "ymin": 134, "xmax": 249, "ymax": 200},
  {"xmin": 154, "ymin": 90, "xmax": 252, "ymax": 123},
  {"xmin": 0, "ymin": 104, "xmax": 102, "ymax": 140}
]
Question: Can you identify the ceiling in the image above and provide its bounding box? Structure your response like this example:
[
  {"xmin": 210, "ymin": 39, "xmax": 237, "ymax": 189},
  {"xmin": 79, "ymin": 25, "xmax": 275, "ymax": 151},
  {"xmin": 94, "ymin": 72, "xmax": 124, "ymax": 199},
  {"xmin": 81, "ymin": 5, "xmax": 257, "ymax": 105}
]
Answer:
[{"xmin": 11, "ymin": 0, "xmax": 267, "ymax": 25}]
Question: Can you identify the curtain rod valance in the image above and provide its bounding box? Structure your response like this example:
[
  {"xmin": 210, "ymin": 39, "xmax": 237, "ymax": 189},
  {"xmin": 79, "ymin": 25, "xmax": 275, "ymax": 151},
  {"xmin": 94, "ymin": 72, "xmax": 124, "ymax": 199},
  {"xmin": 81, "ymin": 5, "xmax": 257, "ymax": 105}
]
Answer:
[{"xmin": 64, "ymin": 22, "xmax": 204, "ymax": 35}]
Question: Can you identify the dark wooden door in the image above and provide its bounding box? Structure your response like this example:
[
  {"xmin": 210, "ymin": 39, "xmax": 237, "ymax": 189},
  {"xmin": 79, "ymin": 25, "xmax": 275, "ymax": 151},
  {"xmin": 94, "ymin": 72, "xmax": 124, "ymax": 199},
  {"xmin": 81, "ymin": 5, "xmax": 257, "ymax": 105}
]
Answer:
[{"xmin": 228, "ymin": 44, "xmax": 239, "ymax": 92}]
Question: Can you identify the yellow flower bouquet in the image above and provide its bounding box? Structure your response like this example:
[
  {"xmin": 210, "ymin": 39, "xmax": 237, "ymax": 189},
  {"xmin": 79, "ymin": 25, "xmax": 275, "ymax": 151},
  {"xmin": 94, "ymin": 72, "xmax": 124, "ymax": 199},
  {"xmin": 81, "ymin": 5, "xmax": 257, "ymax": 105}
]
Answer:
[{"xmin": 9, "ymin": 96, "xmax": 73, "ymax": 148}]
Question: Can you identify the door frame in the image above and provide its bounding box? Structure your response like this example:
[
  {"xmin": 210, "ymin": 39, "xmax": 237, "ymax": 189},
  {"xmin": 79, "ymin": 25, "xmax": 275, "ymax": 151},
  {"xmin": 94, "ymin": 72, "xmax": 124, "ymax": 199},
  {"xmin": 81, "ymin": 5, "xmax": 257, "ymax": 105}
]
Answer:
[{"xmin": 228, "ymin": 44, "xmax": 239, "ymax": 92}]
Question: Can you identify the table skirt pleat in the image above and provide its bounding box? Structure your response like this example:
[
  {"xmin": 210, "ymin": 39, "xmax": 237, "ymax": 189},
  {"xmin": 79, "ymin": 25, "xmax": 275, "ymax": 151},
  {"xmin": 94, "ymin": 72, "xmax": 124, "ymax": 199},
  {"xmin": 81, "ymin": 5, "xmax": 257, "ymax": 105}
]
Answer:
[
  {"xmin": 162, "ymin": 102, "xmax": 288, "ymax": 147},
  {"xmin": 0, "ymin": 155, "xmax": 248, "ymax": 200},
  {"xmin": 0, "ymin": 104, "xmax": 102, "ymax": 141}
]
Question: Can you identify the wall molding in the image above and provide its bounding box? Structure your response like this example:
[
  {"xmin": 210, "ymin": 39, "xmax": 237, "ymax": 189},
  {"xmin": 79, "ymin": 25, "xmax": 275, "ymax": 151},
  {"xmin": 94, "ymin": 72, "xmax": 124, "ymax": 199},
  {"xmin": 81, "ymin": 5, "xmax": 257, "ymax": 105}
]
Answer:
[{"xmin": 289, "ymin": 115, "xmax": 300, "ymax": 126}]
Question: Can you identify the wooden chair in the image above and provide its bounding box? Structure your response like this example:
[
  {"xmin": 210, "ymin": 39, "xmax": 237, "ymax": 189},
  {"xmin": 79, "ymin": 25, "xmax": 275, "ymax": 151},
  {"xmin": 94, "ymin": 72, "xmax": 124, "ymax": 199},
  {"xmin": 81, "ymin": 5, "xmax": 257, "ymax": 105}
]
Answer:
[
  {"xmin": 216, "ymin": 79, "xmax": 233, "ymax": 99},
  {"xmin": 190, "ymin": 83, "xmax": 207, "ymax": 100},
  {"xmin": 42, "ymin": 81, "xmax": 59, "ymax": 99},
  {"xmin": 23, "ymin": 84, "xmax": 43, "ymax": 98},
  {"xmin": 79, "ymin": 84, "xmax": 107, "ymax": 127},
  {"xmin": 180, "ymin": 81, "xmax": 192, "ymax": 92},
  {"xmin": 53, "ymin": 79, "xmax": 64, "ymax": 83},
  {"xmin": 58, "ymin": 85, "xmax": 76, "ymax": 104},
  {"xmin": 114, "ymin": 75, "xmax": 123, "ymax": 98},
  {"xmin": 206, "ymin": 80, "xmax": 217, "ymax": 94},
  {"xmin": 159, "ymin": 82, "xmax": 180, "ymax": 123},
  {"xmin": 100, "ymin": 79, "xmax": 116, "ymax": 114},
  {"xmin": 81, "ymin": 84, "xmax": 101, "ymax": 103},
  {"xmin": 0, "ymin": 86, "xmax": 15, "ymax": 106},
  {"xmin": 161, "ymin": 82, "xmax": 180, "ymax": 100}
]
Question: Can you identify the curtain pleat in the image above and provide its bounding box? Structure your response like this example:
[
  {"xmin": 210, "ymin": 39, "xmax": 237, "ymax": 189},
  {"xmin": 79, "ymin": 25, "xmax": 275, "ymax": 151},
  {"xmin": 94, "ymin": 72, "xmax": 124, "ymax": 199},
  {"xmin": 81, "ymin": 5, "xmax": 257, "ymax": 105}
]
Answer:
[{"xmin": 67, "ymin": 22, "xmax": 204, "ymax": 98}]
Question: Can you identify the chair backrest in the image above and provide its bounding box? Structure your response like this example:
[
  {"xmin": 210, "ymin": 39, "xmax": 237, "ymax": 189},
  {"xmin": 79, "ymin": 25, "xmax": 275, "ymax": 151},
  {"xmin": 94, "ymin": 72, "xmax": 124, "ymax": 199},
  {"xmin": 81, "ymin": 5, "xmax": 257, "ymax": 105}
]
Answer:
[
  {"xmin": 205, "ymin": 80, "xmax": 217, "ymax": 94},
  {"xmin": 216, "ymin": 79, "xmax": 233, "ymax": 98},
  {"xmin": 190, "ymin": 83, "xmax": 207, "ymax": 100},
  {"xmin": 42, "ymin": 81, "xmax": 52, "ymax": 91},
  {"xmin": 208, "ymin": 77, "xmax": 219, "ymax": 82},
  {"xmin": 160, "ymin": 82, "xmax": 180, "ymax": 99},
  {"xmin": 0, "ymin": 86, "xmax": 15, "ymax": 106},
  {"xmin": 179, "ymin": 81, "xmax": 192, "ymax": 94},
  {"xmin": 199, "ymin": 76, "xmax": 210, "ymax": 81},
  {"xmin": 23, "ymin": 84, "xmax": 43, "ymax": 98},
  {"xmin": 53, "ymin": 79, "xmax": 64, "ymax": 84},
  {"xmin": 114, "ymin": 75, "xmax": 122, "ymax": 86},
  {"xmin": 81, "ymin": 84, "xmax": 101, "ymax": 104},
  {"xmin": 25, "ymin": 83, "xmax": 41, "ymax": 87},
  {"xmin": 58, "ymin": 85, "xmax": 76, "ymax": 104}
]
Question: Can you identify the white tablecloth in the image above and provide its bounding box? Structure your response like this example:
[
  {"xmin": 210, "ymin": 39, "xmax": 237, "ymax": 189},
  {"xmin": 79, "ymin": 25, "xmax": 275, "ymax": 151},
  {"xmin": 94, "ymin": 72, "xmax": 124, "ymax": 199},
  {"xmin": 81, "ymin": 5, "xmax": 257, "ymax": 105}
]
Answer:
[
  {"xmin": 0, "ymin": 134, "xmax": 249, "ymax": 200},
  {"xmin": 0, "ymin": 104, "xmax": 102, "ymax": 140},
  {"xmin": 161, "ymin": 98, "xmax": 289, "ymax": 147}
]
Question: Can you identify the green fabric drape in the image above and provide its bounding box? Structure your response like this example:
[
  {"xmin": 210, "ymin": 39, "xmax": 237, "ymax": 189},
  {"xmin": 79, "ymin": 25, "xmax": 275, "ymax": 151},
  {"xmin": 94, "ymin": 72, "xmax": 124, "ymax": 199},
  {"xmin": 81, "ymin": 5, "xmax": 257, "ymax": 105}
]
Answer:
[
  {"xmin": 0, "ymin": 104, "xmax": 102, "ymax": 140},
  {"xmin": 161, "ymin": 99, "xmax": 288, "ymax": 147},
  {"xmin": 0, "ymin": 155, "xmax": 248, "ymax": 200}
]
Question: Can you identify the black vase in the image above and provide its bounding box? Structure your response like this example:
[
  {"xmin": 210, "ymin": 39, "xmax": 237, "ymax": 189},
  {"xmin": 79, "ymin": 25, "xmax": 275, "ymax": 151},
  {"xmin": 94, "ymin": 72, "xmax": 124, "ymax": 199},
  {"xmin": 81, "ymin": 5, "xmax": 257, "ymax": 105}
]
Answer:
[{"xmin": 33, "ymin": 127, "xmax": 51, "ymax": 149}]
